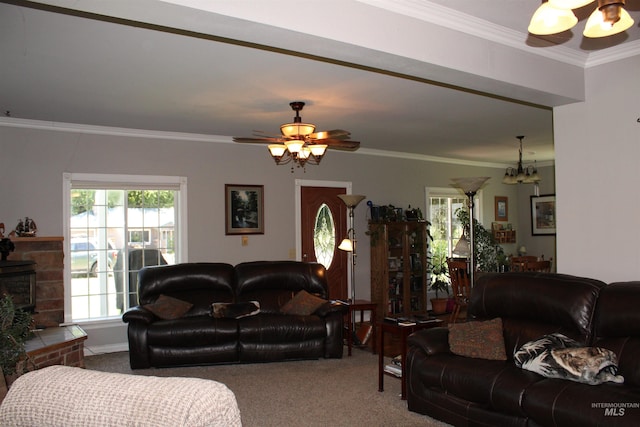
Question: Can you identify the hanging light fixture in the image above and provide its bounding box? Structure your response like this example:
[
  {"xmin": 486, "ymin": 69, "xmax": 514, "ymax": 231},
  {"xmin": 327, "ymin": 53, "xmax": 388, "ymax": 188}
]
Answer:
[
  {"xmin": 267, "ymin": 102, "xmax": 327, "ymax": 170},
  {"xmin": 528, "ymin": 0, "xmax": 634, "ymax": 38},
  {"xmin": 503, "ymin": 136, "xmax": 541, "ymax": 185}
]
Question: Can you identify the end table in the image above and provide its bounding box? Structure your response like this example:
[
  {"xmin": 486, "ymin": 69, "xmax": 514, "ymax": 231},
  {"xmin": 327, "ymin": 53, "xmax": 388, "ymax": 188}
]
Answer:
[{"xmin": 346, "ymin": 300, "xmax": 377, "ymax": 356}]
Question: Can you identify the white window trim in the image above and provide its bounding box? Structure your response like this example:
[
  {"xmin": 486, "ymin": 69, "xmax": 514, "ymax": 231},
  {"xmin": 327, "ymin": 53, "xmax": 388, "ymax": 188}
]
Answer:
[
  {"xmin": 62, "ymin": 172, "xmax": 188, "ymax": 324},
  {"xmin": 425, "ymin": 186, "xmax": 484, "ymax": 224}
]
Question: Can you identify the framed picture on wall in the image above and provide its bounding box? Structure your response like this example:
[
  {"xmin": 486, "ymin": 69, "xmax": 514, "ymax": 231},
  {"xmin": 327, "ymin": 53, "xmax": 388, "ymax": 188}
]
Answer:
[
  {"xmin": 530, "ymin": 194, "xmax": 556, "ymax": 236},
  {"xmin": 495, "ymin": 196, "xmax": 508, "ymax": 221},
  {"xmin": 225, "ymin": 184, "xmax": 264, "ymax": 235}
]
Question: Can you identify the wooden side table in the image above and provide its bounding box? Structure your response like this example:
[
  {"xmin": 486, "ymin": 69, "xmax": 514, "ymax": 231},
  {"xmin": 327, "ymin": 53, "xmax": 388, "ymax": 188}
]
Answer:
[
  {"xmin": 377, "ymin": 319, "xmax": 442, "ymax": 399},
  {"xmin": 346, "ymin": 300, "xmax": 377, "ymax": 356}
]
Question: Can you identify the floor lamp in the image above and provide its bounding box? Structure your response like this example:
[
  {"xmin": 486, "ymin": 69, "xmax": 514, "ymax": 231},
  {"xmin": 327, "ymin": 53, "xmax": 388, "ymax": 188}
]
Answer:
[
  {"xmin": 451, "ymin": 177, "xmax": 489, "ymax": 287},
  {"xmin": 337, "ymin": 194, "xmax": 366, "ymax": 306}
]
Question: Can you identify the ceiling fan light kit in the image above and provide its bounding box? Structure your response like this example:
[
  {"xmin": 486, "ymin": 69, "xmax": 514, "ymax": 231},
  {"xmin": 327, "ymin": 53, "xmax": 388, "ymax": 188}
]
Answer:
[
  {"xmin": 233, "ymin": 101, "xmax": 360, "ymax": 172},
  {"xmin": 529, "ymin": 0, "xmax": 634, "ymax": 38},
  {"xmin": 503, "ymin": 136, "xmax": 541, "ymax": 185}
]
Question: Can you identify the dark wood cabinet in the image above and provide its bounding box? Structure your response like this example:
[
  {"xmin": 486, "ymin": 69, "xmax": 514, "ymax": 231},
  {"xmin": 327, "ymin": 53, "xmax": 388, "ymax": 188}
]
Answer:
[{"xmin": 369, "ymin": 221, "xmax": 429, "ymax": 321}]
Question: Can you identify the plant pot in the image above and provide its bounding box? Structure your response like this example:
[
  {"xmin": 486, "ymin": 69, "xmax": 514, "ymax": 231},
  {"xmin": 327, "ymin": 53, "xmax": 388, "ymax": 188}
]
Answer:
[{"xmin": 430, "ymin": 298, "xmax": 448, "ymax": 315}]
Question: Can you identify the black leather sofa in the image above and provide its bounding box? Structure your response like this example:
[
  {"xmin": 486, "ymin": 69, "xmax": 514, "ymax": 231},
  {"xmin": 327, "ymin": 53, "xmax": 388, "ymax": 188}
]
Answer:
[
  {"xmin": 406, "ymin": 272, "xmax": 640, "ymax": 427},
  {"xmin": 123, "ymin": 261, "xmax": 347, "ymax": 369}
]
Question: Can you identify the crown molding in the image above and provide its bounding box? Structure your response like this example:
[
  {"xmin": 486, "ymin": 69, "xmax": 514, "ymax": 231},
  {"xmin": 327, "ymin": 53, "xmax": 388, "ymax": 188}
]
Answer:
[
  {"xmin": 0, "ymin": 116, "xmax": 543, "ymax": 169},
  {"xmin": 358, "ymin": 0, "xmax": 640, "ymax": 68}
]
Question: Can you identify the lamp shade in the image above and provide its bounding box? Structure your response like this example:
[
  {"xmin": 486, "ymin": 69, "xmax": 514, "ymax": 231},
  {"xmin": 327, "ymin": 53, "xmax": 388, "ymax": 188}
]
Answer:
[
  {"xmin": 451, "ymin": 177, "xmax": 490, "ymax": 194},
  {"xmin": 338, "ymin": 238, "xmax": 354, "ymax": 252},
  {"xmin": 285, "ymin": 139, "xmax": 304, "ymax": 153},
  {"xmin": 528, "ymin": 3, "xmax": 578, "ymax": 35},
  {"xmin": 338, "ymin": 194, "xmax": 366, "ymax": 208},
  {"xmin": 453, "ymin": 235, "xmax": 470, "ymax": 257},
  {"xmin": 584, "ymin": 6, "xmax": 634, "ymax": 37},
  {"xmin": 309, "ymin": 144, "xmax": 327, "ymax": 156},
  {"xmin": 268, "ymin": 144, "xmax": 287, "ymax": 157},
  {"xmin": 280, "ymin": 122, "xmax": 316, "ymax": 137}
]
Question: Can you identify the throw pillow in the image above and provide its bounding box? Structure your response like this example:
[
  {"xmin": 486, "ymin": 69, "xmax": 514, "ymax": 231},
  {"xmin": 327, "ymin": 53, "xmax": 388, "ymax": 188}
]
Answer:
[
  {"xmin": 448, "ymin": 317, "xmax": 507, "ymax": 361},
  {"xmin": 211, "ymin": 301, "xmax": 261, "ymax": 319},
  {"xmin": 514, "ymin": 333, "xmax": 624, "ymax": 385},
  {"xmin": 143, "ymin": 294, "xmax": 193, "ymax": 320},
  {"xmin": 280, "ymin": 290, "xmax": 326, "ymax": 315}
]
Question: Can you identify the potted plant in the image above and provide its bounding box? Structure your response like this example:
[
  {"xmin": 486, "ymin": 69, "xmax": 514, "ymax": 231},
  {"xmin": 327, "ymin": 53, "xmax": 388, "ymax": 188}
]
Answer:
[
  {"xmin": 0, "ymin": 294, "xmax": 33, "ymax": 395},
  {"xmin": 429, "ymin": 255, "xmax": 450, "ymax": 315},
  {"xmin": 455, "ymin": 208, "xmax": 507, "ymax": 273}
]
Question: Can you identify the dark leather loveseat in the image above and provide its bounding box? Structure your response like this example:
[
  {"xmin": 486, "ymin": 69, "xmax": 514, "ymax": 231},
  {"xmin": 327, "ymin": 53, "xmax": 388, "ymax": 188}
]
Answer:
[
  {"xmin": 123, "ymin": 261, "xmax": 347, "ymax": 369},
  {"xmin": 406, "ymin": 272, "xmax": 640, "ymax": 426}
]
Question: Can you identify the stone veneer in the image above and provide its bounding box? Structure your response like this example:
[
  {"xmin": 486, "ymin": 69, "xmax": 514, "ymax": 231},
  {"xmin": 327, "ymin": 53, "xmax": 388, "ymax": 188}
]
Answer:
[{"xmin": 10, "ymin": 237, "xmax": 64, "ymax": 327}]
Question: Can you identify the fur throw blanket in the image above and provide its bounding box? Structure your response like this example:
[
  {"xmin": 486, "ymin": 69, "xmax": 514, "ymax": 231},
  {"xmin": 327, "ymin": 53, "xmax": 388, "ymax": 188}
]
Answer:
[{"xmin": 513, "ymin": 333, "xmax": 624, "ymax": 385}]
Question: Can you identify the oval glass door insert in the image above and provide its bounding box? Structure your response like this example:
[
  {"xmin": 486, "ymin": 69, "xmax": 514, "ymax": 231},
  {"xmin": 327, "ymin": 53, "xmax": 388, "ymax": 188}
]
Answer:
[{"xmin": 313, "ymin": 203, "xmax": 335, "ymax": 269}]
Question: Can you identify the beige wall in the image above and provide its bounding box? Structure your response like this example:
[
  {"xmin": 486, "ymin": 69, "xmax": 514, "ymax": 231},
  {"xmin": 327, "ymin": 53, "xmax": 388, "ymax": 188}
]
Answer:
[
  {"xmin": 0, "ymin": 124, "xmax": 555, "ymax": 350},
  {"xmin": 555, "ymin": 54, "xmax": 640, "ymax": 282}
]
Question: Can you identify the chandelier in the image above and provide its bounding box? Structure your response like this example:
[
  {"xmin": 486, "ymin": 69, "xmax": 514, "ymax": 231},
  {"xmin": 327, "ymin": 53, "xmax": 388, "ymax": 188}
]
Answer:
[
  {"xmin": 503, "ymin": 136, "xmax": 541, "ymax": 185},
  {"xmin": 268, "ymin": 102, "xmax": 327, "ymax": 169},
  {"xmin": 528, "ymin": 0, "xmax": 634, "ymax": 38}
]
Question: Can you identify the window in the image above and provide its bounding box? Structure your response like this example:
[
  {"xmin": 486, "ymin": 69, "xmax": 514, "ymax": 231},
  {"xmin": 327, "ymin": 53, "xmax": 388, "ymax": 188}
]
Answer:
[
  {"xmin": 64, "ymin": 173, "xmax": 187, "ymax": 322},
  {"xmin": 426, "ymin": 187, "xmax": 482, "ymax": 265}
]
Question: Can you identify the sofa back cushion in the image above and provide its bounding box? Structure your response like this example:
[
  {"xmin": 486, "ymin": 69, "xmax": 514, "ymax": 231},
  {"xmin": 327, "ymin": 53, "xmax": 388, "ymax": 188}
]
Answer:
[
  {"xmin": 470, "ymin": 273, "xmax": 606, "ymax": 358},
  {"xmin": 235, "ymin": 261, "xmax": 328, "ymax": 314},
  {"xmin": 138, "ymin": 263, "xmax": 235, "ymax": 317},
  {"xmin": 593, "ymin": 281, "xmax": 640, "ymax": 387}
]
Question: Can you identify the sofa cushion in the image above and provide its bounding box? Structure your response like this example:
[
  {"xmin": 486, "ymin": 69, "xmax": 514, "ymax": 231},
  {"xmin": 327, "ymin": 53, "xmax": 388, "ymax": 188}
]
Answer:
[
  {"xmin": 514, "ymin": 333, "xmax": 624, "ymax": 385},
  {"xmin": 239, "ymin": 313, "xmax": 326, "ymax": 343},
  {"xmin": 143, "ymin": 294, "xmax": 193, "ymax": 320},
  {"xmin": 449, "ymin": 318, "xmax": 507, "ymax": 361},
  {"xmin": 280, "ymin": 290, "xmax": 326, "ymax": 315},
  {"xmin": 147, "ymin": 316, "xmax": 238, "ymax": 346}
]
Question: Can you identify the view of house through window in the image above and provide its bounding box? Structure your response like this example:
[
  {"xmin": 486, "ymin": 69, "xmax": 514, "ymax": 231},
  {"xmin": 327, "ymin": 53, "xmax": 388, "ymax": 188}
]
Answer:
[
  {"xmin": 429, "ymin": 193, "xmax": 466, "ymax": 268},
  {"xmin": 67, "ymin": 176, "xmax": 183, "ymax": 321}
]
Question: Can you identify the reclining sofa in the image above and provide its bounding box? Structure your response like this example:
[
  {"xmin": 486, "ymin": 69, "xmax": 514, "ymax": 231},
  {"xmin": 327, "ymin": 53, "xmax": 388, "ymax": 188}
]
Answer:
[
  {"xmin": 123, "ymin": 261, "xmax": 347, "ymax": 369},
  {"xmin": 406, "ymin": 272, "xmax": 640, "ymax": 427}
]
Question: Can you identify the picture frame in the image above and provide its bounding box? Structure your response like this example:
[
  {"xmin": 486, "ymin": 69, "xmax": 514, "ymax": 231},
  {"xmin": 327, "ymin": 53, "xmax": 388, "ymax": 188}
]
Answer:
[
  {"xmin": 530, "ymin": 194, "xmax": 556, "ymax": 236},
  {"xmin": 225, "ymin": 184, "xmax": 264, "ymax": 235},
  {"xmin": 495, "ymin": 196, "xmax": 508, "ymax": 222}
]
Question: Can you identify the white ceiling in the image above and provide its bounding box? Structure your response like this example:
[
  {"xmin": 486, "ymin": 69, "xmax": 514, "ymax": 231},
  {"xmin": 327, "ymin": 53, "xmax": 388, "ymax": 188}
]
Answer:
[{"xmin": 1, "ymin": 0, "xmax": 639, "ymax": 166}]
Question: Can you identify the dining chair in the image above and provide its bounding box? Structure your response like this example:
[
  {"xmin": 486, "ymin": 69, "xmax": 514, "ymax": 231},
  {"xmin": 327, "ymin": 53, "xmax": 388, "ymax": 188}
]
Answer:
[
  {"xmin": 446, "ymin": 258, "xmax": 471, "ymax": 324},
  {"xmin": 523, "ymin": 260, "xmax": 552, "ymax": 272},
  {"xmin": 510, "ymin": 256, "xmax": 538, "ymax": 272}
]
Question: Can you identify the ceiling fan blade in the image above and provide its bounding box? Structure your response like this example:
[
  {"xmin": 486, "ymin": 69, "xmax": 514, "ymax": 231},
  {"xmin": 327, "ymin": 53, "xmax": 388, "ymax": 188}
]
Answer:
[
  {"xmin": 320, "ymin": 139, "xmax": 360, "ymax": 151},
  {"xmin": 309, "ymin": 129, "xmax": 351, "ymax": 140},
  {"xmin": 233, "ymin": 137, "xmax": 283, "ymax": 144}
]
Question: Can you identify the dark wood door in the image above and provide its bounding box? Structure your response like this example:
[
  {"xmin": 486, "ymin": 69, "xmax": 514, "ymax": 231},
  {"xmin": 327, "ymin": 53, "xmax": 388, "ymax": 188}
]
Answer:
[{"xmin": 301, "ymin": 186, "xmax": 348, "ymax": 300}]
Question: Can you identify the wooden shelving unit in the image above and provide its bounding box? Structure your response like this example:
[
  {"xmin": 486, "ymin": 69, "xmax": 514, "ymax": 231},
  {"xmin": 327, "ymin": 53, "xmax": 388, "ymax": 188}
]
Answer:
[{"xmin": 369, "ymin": 221, "xmax": 429, "ymax": 321}]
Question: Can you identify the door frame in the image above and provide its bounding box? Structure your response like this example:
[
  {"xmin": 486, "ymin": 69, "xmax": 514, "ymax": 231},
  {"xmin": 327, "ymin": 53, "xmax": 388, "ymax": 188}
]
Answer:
[{"xmin": 295, "ymin": 179, "xmax": 353, "ymax": 297}]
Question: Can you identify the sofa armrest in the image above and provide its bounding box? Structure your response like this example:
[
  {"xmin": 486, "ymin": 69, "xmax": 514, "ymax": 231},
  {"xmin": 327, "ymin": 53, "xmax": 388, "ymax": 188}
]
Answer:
[
  {"xmin": 408, "ymin": 327, "xmax": 451, "ymax": 356},
  {"xmin": 315, "ymin": 300, "xmax": 349, "ymax": 317},
  {"xmin": 122, "ymin": 306, "xmax": 156, "ymax": 324}
]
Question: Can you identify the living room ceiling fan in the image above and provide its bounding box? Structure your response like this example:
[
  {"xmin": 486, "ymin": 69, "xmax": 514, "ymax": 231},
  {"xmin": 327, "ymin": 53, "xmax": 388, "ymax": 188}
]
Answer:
[{"xmin": 233, "ymin": 101, "xmax": 360, "ymax": 171}]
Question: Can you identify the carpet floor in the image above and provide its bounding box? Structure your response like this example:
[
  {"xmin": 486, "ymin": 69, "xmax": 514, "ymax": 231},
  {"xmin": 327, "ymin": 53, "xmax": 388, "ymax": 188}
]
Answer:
[{"xmin": 85, "ymin": 348, "xmax": 451, "ymax": 427}]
